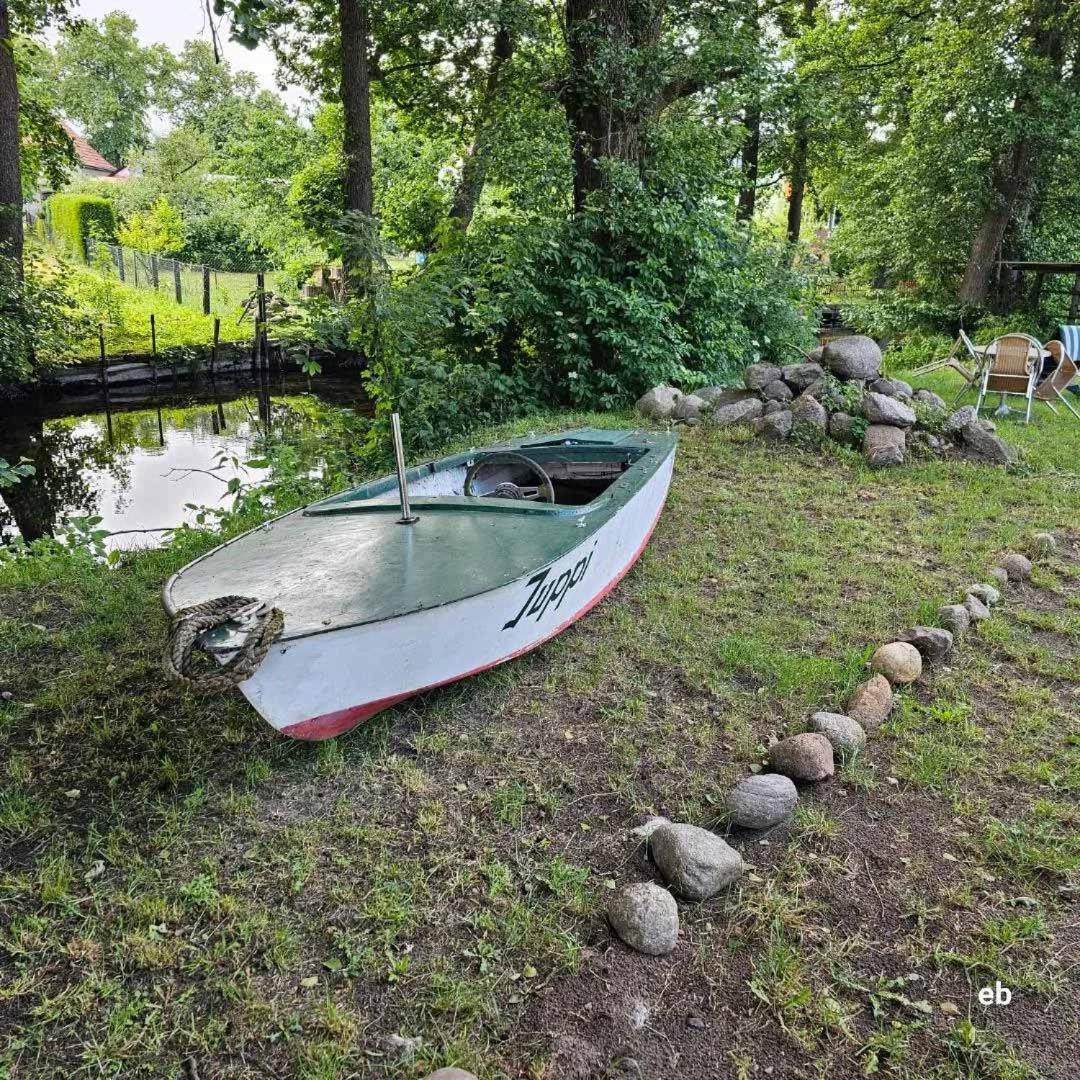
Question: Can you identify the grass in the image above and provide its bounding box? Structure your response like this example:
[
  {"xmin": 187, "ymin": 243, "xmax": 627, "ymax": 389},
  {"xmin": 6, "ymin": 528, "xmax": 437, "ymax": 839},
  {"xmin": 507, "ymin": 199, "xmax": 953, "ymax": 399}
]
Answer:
[{"xmin": 1, "ymin": 380, "xmax": 1079, "ymax": 1078}]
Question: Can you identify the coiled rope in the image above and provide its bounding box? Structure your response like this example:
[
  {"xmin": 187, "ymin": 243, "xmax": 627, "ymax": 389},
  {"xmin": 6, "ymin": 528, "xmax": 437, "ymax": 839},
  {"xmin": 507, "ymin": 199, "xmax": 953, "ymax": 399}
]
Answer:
[{"xmin": 164, "ymin": 595, "xmax": 284, "ymax": 692}]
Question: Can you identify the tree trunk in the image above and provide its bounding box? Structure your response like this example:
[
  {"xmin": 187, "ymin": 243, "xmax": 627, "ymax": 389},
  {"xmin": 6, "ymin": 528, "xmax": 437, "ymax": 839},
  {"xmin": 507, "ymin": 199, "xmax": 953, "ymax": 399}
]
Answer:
[
  {"xmin": 563, "ymin": 0, "xmax": 664, "ymax": 212},
  {"xmin": 785, "ymin": 0, "xmax": 817, "ymax": 246},
  {"xmin": 0, "ymin": 0, "xmax": 23, "ymax": 271},
  {"xmin": 959, "ymin": 2, "xmax": 1066, "ymax": 307},
  {"xmin": 736, "ymin": 103, "xmax": 760, "ymax": 223},
  {"xmin": 339, "ymin": 0, "xmax": 373, "ymax": 220},
  {"xmin": 447, "ymin": 25, "xmax": 514, "ymax": 233}
]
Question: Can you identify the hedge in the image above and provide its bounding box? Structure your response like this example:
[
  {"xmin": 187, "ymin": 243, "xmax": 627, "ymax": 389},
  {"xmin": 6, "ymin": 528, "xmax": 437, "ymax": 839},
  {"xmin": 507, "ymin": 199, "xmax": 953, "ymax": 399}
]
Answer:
[{"xmin": 46, "ymin": 193, "xmax": 116, "ymax": 258}]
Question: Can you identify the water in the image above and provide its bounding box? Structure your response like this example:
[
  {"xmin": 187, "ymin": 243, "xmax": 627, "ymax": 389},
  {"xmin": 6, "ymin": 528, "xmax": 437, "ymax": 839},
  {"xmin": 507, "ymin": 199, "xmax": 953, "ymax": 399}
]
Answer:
[{"xmin": 0, "ymin": 374, "xmax": 370, "ymax": 551}]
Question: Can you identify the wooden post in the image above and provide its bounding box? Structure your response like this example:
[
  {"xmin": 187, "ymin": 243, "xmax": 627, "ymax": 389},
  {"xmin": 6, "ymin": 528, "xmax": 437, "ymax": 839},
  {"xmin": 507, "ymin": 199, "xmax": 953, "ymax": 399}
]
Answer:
[
  {"xmin": 150, "ymin": 254, "xmax": 159, "ymax": 289},
  {"xmin": 173, "ymin": 259, "xmax": 182, "ymax": 304},
  {"xmin": 202, "ymin": 265, "xmax": 211, "ymax": 315},
  {"xmin": 1032, "ymin": 271, "xmax": 1045, "ymax": 311},
  {"xmin": 133, "ymin": 253, "xmax": 139, "ymax": 287},
  {"xmin": 115, "ymin": 246, "xmax": 125, "ymax": 281}
]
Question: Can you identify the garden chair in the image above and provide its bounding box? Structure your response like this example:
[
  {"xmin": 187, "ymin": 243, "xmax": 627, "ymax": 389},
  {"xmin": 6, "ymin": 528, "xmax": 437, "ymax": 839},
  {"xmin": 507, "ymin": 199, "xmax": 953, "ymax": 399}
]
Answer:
[
  {"xmin": 974, "ymin": 333, "xmax": 1043, "ymax": 423},
  {"xmin": 910, "ymin": 328, "xmax": 982, "ymax": 383},
  {"xmin": 1034, "ymin": 340, "xmax": 1080, "ymax": 420}
]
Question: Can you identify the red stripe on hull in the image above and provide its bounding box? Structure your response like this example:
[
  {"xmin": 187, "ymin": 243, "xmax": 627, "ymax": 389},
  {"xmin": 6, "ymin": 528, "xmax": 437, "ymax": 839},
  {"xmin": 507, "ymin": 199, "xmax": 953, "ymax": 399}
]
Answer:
[{"xmin": 280, "ymin": 498, "xmax": 667, "ymax": 740}]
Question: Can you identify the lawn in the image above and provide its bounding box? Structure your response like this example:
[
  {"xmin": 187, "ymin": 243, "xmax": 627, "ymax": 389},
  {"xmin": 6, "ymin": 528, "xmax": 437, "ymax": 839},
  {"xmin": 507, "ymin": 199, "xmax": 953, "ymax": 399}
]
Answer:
[{"xmin": 1, "ymin": 381, "xmax": 1078, "ymax": 1078}]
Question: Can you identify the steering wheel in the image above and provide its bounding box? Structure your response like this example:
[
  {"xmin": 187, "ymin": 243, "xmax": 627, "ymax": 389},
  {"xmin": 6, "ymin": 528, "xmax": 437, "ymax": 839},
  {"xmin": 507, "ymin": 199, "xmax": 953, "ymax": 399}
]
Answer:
[{"xmin": 464, "ymin": 451, "xmax": 555, "ymax": 503}]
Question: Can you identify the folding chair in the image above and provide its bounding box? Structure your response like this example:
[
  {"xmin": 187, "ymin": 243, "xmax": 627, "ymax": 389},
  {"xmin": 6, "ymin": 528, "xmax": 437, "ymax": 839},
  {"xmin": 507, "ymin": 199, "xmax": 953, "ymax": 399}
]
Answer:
[
  {"xmin": 974, "ymin": 333, "xmax": 1042, "ymax": 423},
  {"xmin": 1035, "ymin": 340, "xmax": 1080, "ymax": 420},
  {"xmin": 910, "ymin": 328, "xmax": 982, "ymax": 381}
]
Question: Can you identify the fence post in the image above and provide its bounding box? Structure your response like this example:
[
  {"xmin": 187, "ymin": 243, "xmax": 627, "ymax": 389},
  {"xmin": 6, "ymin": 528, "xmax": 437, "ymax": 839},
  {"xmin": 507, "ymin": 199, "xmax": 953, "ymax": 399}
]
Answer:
[
  {"xmin": 173, "ymin": 260, "xmax": 182, "ymax": 304},
  {"xmin": 115, "ymin": 246, "xmax": 125, "ymax": 281},
  {"xmin": 150, "ymin": 254, "xmax": 159, "ymax": 288},
  {"xmin": 202, "ymin": 265, "xmax": 211, "ymax": 315}
]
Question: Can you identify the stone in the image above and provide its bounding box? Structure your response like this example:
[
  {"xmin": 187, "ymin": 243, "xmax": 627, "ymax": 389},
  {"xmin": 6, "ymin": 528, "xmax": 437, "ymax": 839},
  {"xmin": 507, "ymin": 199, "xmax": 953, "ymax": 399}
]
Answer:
[
  {"xmin": 781, "ymin": 362, "xmax": 826, "ymax": 393},
  {"xmin": 726, "ymin": 774, "xmax": 798, "ymax": 830},
  {"xmin": 944, "ymin": 405, "xmax": 978, "ymax": 434},
  {"xmin": 960, "ymin": 421, "xmax": 1016, "ymax": 465},
  {"xmin": 863, "ymin": 392, "xmax": 917, "ymax": 428},
  {"xmin": 762, "ymin": 379, "xmax": 794, "ymax": 402},
  {"xmin": 999, "ymin": 552, "xmax": 1033, "ymax": 582},
  {"xmin": 768, "ymin": 733, "xmax": 835, "ymax": 782},
  {"xmin": 897, "ymin": 626, "xmax": 954, "ymax": 664},
  {"xmin": 698, "ymin": 386, "xmax": 755, "ymax": 406},
  {"xmin": 791, "ymin": 394, "xmax": 827, "ymax": 431},
  {"xmin": 760, "ymin": 409, "xmax": 793, "ymax": 440},
  {"xmin": 979, "ymin": 418, "xmax": 997, "ymax": 433},
  {"xmin": 743, "ymin": 363, "xmax": 783, "ymax": 391},
  {"xmin": 424, "ymin": 1071, "xmax": 480, "ymax": 1080},
  {"xmin": 863, "ymin": 424, "xmax": 906, "ymax": 467},
  {"xmin": 913, "ymin": 388, "xmax": 948, "ymax": 412},
  {"xmin": 828, "ymin": 411, "xmax": 858, "ymax": 446},
  {"xmin": 909, "ymin": 430, "xmax": 944, "ymax": 455},
  {"xmin": 847, "ymin": 674, "xmax": 894, "ymax": 730},
  {"xmin": 809, "ymin": 712, "xmax": 867, "ymax": 761},
  {"xmin": 967, "ymin": 583, "xmax": 1001, "ymax": 607},
  {"xmin": 650, "ymin": 823, "xmax": 745, "ymax": 900},
  {"xmin": 636, "ymin": 385, "xmax": 682, "ymax": 420},
  {"xmin": 763, "ymin": 399, "xmax": 785, "ymax": 416},
  {"xmin": 807, "ymin": 345, "xmax": 825, "ymax": 364},
  {"xmin": 938, "ymin": 604, "xmax": 971, "ymax": 637},
  {"xmin": 673, "ymin": 394, "xmax": 706, "ymax": 421},
  {"xmin": 989, "ymin": 566, "xmax": 1010, "ymax": 587},
  {"xmin": 712, "ymin": 397, "xmax": 764, "ymax": 426},
  {"xmin": 964, "ymin": 593, "xmax": 991, "ymax": 622},
  {"xmin": 821, "ymin": 335, "xmax": 883, "ymax": 381},
  {"xmin": 1031, "ymin": 531, "xmax": 1057, "ymax": 555},
  {"xmin": 871, "ymin": 641, "xmax": 923, "ymax": 684},
  {"xmin": 607, "ymin": 882, "xmax": 679, "ymax": 956},
  {"xmin": 869, "ymin": 377, "xmax": 913, "ymax": 400}
]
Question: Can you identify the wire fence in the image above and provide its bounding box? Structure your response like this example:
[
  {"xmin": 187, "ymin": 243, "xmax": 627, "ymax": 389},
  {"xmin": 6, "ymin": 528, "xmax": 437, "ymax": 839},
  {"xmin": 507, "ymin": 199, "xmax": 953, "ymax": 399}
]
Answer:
[{"xmin": 82, "ymin": 237, "xmax": 294, "ymax": 320}]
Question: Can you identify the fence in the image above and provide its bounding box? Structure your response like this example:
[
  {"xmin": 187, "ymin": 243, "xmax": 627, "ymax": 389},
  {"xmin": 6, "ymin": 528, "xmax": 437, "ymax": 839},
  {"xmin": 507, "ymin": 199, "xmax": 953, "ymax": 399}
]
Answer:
[{"xmin": 82, "ymin": 238, "xmax": 293, "ymax": 320}]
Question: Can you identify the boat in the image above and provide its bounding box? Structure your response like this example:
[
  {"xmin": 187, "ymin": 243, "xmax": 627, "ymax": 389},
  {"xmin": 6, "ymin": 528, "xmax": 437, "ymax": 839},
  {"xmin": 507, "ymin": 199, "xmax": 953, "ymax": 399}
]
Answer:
[{"xmin": 163, "ymin": 425, "xmax": 676, "ymax": 739}]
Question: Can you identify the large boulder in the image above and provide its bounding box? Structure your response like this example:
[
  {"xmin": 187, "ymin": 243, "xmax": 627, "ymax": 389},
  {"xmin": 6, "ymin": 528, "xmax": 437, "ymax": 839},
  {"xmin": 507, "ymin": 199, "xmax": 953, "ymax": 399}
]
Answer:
[
  {"xmin": 636, "ymin": 385, "xmax": 682, "ymax": 420},
  {"xmin": 712, "ymin": 397, "xmax": 764, "ymax": 426},
  {"xmin": 673, "ymin": 394, "xmax": 707, "ymax": 421},
  {"xmin": 698, "ymin": 386, "xmax": 755, "ymax": 406},
  {"xmin": 809, "ymin": 712, "xmax": 867, "ymax": 761},
  {"xmin": 743, "ymin": 363, "xmax": 783, "ymax": 392},
  {"xmin": 863, "ymin": 424, "xmax": 906, "ymax": 466},
  {"xmin": 650, "ymin": 823, "xmax": 745, "ymax": 900},
  {"xmin": 768, "ymin": 733, "xmax": 835, "ymax": 781},
  {"xmin": 944, "ymin": 405, "xmax": 978, "ymax": 435},
  {"xmin": 726, "ymin": 774, "xmax": 798, "ymax": 830},
  {"xmin": 863, "ymin": 392, "xmax": 917, "ymax": 428},
  {"xmin": 782, "ymin": 362, "xmax": 826, "ymax": 394},
  {"xmin": 828, "ymin": 411, "xmax": 859, "ymax": 446},
  {"xmin": 822, "ymin": 335, "xmax": 883, "ymax": 381},
  {"xmin": 791, "ymin": 394, "xmax": 827, "ymax": 431},
  {"xmin": 960, "ymin": 421, "xmax": 1016, "ymax": 465},
  {"xmin": 607, "ymin": 882, "xmax": 679, "ymax": 956},
  {"xmin": 869, "ymin": 377, "xmax": 913, "ymax": 400},
  {"xmin": 760, "ymin": 409, "xmax": 794, "ymax": 441},
  {"xmin": 847, "ymin": 674, "xmax": 894, "ymax": 730},
  {"xmin": 762, "ymin": 379, "xmax": 794, "ymax": 402}
]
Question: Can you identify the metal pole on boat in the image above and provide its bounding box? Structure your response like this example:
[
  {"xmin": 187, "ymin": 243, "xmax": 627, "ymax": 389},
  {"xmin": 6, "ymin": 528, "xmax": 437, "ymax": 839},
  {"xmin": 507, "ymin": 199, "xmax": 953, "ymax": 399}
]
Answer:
[{"xmin": 390, "ymin": 412, "xmax": 418, "ymax": 524}]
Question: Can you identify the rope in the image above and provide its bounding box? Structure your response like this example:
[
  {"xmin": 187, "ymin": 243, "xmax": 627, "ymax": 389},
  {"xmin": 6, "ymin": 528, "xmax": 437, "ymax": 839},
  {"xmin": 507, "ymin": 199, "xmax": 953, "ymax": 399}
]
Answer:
[{"xmin": 164, "ymin": 595, "xmax": 284, "ymax": 692}]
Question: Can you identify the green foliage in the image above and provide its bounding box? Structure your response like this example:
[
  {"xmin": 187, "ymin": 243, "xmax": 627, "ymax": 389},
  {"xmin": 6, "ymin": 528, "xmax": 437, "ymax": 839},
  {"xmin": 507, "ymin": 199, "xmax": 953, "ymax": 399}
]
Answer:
[
  {"xmin": 814, "ymin": 373, "xmax": 864, "ymax": 416},
  {"xmin": 116, "ymin": 198, "xmax": 186, "ymax": 256},
  {"xmin": 0, "ymin": 458, "xmax": 35, "ymax": 489},
  {"xmin": 45, "ymin": 192, "xmax": 116, "ymax": 256}
]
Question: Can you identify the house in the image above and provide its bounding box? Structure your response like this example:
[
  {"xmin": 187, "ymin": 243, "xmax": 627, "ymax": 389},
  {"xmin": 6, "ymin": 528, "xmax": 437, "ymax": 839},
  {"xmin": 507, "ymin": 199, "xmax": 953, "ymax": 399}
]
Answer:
[{"xmin": 24, "ymin": 121, "xmax": 129, "ymax": 223}]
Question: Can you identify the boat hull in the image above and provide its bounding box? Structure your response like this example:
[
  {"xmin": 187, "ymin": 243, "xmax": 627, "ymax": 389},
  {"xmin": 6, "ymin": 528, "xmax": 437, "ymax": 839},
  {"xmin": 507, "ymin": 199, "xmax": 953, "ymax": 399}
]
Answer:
[{"xmin": 237, "ymin": 446, "xmax": 674, "ymax": 739}]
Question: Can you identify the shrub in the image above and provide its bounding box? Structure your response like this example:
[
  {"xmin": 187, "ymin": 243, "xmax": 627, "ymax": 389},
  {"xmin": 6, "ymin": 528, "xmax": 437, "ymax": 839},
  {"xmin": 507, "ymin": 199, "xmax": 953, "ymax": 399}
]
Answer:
[
  {"xmin": 46, "ymin": 192, "xmax": 117, "ymax": 258},
  {"xmin": 116, "ymin": 197, "xmax": 185, "ymax": 256}
]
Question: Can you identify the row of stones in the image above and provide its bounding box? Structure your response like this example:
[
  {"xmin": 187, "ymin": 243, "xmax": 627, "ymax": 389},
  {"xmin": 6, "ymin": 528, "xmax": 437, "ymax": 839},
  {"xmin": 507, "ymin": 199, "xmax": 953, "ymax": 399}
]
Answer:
[{"xmin": 603, "ymin": 543, "xmax": 1045, "ymax": 958}]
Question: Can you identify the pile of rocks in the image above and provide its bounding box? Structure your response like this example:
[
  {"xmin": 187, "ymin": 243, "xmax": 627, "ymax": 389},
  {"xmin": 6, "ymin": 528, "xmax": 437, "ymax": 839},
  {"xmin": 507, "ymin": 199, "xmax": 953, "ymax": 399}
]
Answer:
[
  {"xmin": 607, "ymin": 536, "xmax": 1052, "ymax": 960},
  {"xmin": 636, "ymin": 335, "xmax": 1019, "ymax": 468}
]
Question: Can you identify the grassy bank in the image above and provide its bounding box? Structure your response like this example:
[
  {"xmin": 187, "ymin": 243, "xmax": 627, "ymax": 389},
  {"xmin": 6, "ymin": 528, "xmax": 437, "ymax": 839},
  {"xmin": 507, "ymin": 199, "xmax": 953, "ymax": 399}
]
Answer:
[{"xmin": 1, "ymin": 390, "xmax": 1078, "ymax": 1078}]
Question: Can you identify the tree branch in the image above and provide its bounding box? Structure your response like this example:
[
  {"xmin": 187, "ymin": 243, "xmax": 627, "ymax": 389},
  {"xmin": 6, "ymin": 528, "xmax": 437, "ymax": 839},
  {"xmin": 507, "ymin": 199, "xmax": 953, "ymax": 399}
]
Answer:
[{"xmin": 656, "ymin": 67, "xmax": 740, "ymax": 110}]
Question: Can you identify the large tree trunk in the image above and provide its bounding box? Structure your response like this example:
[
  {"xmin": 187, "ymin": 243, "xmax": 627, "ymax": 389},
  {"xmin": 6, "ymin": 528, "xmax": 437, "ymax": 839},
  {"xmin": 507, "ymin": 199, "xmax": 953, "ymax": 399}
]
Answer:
[
  {"xmin": 785, "ymin": 0, "xmax": 817, "ymax": 246},
  {"xmin": 959, "ymin": 2, "xmax": 1066, "ymax": 307},
  {"xmin": 736, "ymin": 103, "xmax": 760, "ymax": 223},
  {"xmin": 447, "ymin": 25, "xmax": 514, "ymax": 233},
  {"xmin": 339, "ymin": 0, "xmax": 373, "ymax": 220},
  {"xmin": 0, "ymin": 0, "xmax": 24, "ymax": 271},
  {"xmin": 563, "ymin": 0, "xmax": 664, "ymax": 212}
]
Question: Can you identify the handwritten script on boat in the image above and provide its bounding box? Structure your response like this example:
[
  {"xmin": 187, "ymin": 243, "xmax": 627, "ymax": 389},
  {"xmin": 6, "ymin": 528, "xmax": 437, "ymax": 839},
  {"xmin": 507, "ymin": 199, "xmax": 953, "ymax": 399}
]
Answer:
[{"xmin": 503, "ymin": 542, "xmax": 597, "ymax": 630}]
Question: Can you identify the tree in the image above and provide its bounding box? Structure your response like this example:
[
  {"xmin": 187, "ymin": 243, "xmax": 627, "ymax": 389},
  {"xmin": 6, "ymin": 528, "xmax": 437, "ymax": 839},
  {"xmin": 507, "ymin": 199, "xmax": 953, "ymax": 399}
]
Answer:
[{"xmin": 53, "ymin": 12, "xmax": 172, "ymax": 166}]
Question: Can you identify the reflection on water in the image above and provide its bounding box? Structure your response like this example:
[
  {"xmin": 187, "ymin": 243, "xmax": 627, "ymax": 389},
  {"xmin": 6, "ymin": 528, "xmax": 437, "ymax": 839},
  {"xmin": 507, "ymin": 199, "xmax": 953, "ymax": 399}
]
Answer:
[{"xmin": 0, "ymin": 376, "xmax": 369, "ymax": 551}]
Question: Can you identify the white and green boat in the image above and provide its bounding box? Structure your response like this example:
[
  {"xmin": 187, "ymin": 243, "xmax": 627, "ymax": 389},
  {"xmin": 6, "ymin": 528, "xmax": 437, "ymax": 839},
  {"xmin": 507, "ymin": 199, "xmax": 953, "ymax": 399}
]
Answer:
[{"xmin": 164, "ymin": 426, "xmax": 676, "ymax": 739}]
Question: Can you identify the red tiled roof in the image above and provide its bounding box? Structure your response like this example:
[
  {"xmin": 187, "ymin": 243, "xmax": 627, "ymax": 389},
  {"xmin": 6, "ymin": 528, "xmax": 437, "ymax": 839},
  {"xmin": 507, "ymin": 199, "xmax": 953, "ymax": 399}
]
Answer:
[{"xmin": 60, "ymin": 121, "xmax": 119, "ymax": 174}]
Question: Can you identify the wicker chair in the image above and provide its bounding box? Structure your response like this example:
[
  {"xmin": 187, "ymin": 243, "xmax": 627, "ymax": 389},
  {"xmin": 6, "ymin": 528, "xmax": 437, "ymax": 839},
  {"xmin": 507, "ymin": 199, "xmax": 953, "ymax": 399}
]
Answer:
[
  {"xmin": 975, "ymin": 333, "xmax": 1043, "ymax": 423},
  {"xmin": 1035, "ymin": 340, "xmax": 1080, "ymax": 420}
]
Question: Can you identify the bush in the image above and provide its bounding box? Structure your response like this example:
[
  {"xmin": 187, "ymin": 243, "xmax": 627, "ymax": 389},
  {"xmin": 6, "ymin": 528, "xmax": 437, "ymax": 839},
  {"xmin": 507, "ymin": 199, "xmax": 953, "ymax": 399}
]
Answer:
[{"xmin": 46, "ymin": 192, "xmax": 117, "ymax": 258}]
